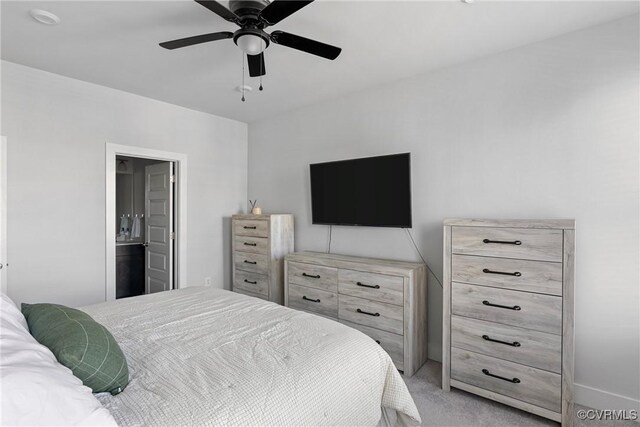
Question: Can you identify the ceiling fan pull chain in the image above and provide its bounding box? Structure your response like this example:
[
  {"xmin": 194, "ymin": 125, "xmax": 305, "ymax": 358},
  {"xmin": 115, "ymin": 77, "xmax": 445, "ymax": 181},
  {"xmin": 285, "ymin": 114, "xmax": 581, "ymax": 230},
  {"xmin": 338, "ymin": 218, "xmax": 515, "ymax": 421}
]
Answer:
[
  {"xmin": 241, "ymin": 51, "xmax": 246, "ymax": 102},
  {"xmin": 259, "ymin": 53, "xmax": 264, "ymax": 91}
]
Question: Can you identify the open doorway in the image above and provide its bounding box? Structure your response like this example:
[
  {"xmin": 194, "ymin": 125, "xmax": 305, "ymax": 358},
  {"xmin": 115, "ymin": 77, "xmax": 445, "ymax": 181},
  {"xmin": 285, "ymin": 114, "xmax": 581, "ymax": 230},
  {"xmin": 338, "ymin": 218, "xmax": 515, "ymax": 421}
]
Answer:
[
  {"xmin": 106, "ymin": 144, "xmax": 188, "ymax": 302},
  {"xmin": 116, "ymin": 156, "xmax": 174, "ymax": 298}
]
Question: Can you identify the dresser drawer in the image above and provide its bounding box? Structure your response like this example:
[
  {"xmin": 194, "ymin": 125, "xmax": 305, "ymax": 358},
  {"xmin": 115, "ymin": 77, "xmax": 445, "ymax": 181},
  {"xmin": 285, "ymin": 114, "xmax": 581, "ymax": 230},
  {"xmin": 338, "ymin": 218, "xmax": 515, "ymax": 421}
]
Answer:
[
  {"xmin": 287, "ymin": 261, "xmax": 338, "ymax": 292},
  {"xmin": 234, "ymin": 235, "xmax": 269, "ymax": 255},
  {"xmin": 452, "ymin": 255, "xmax": 562, "ymax": 296},
  {"xmin": 451, "ymin": 227, "xmax": 563, "ymax": 262},
  {"xmin": 340, "ymin": 319, "xmax": 404, "ymax": 370},
  {"xmin": 338, "ymin": 295, "xmax": 403, "ymax": 335},
  {"xmin": 234, "ymin": 251, "xmax": 269, "ymax": 275},
  {"xmin": 452, "ymin": 283, "xmax": 562, "ymax": 335},
  {"xmin": 234, "ymin": 287, "xmax": 269, "ymax": 301},
  {"xmin": 288, "ymin": 284, "xmax": 338, "ymax": 318},
  {"xmin": 451, "ymin": 315, "xmax": 561, "ymax": 373},
  {"xmin": 451, "ymin": 348, "xmax": 561, "ymax": 412},
  {"xmin": 338, "ymin": 269, "xmax": 403, "ymax": 306},
  {"xmin": 234, "ymin": 219, "xmax": 269, "ymax": 238},
  {"xmin": 234, "ymin": 270, "xmax": 269, "ymax": 296}
]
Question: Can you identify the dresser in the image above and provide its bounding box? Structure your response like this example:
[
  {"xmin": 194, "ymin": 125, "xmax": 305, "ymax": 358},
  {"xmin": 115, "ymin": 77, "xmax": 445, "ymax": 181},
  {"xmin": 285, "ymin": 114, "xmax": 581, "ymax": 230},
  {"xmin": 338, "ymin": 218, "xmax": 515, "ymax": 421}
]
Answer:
[
  {"xmin": 231, "ymin": 214, "xmax": 294, "ymax": 304},
  {"xmin": 442, "ymin": 219, "xmax": 575, "ymax": 426},
  {"xmin": 284, "ymin": 252, "xmax": 427, "ymax": 377}
]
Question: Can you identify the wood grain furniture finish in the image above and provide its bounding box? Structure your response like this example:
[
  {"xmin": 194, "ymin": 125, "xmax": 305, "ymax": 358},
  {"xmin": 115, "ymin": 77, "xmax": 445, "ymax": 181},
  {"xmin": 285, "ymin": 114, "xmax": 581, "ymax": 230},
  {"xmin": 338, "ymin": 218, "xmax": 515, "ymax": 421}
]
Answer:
[
  {"xmin": 284, "ymin": 252, "xmax": 427, "ymax": 377},
  {"xmin": 231, "ymin": 214, "xmax": 294, "ymax": 304},
  {"xmin": 443, "ymin": 219, "xmax": 575, "ymax": 426}
]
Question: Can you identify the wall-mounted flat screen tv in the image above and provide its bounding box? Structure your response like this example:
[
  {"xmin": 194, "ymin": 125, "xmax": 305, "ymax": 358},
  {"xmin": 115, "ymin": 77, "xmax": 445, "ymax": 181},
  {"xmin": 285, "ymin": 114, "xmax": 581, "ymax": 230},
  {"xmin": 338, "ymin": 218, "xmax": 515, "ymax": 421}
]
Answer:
[{"xmin": 310, "ymin": 153, "xmax": 412, "ymax": 228}]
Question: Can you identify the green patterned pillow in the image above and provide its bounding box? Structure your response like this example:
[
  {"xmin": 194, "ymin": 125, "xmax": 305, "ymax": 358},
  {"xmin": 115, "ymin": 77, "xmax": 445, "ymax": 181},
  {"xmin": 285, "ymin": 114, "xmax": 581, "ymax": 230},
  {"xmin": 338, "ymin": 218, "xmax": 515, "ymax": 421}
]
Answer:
[{"xmin": 21, "ymin": 303, "xmax": 129, "ymax": 395}]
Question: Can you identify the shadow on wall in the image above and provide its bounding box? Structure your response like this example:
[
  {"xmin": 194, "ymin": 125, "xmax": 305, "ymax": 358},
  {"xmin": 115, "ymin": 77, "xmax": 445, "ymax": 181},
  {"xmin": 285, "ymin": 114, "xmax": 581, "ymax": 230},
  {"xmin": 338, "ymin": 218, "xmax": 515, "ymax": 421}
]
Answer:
[{"xmin": 222, "ymin": 216, "xmax": 232, "ymax": 290}]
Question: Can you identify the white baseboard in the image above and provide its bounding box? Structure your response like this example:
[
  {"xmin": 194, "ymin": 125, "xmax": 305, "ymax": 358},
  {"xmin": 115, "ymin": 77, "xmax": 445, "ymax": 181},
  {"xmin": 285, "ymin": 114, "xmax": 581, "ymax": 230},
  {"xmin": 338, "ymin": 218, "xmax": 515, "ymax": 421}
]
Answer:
[{"xmin": 575, "ymin": 383, "xmax": 640, "ymax": 412}]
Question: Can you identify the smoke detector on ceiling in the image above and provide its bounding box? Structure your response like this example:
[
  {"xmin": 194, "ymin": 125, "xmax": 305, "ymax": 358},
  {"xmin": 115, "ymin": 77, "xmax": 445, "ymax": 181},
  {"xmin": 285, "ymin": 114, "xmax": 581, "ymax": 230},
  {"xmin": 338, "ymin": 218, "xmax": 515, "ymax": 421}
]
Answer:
[{"xmin": 30, "ymin": 9, "xmax": 61, "ymax": 25}]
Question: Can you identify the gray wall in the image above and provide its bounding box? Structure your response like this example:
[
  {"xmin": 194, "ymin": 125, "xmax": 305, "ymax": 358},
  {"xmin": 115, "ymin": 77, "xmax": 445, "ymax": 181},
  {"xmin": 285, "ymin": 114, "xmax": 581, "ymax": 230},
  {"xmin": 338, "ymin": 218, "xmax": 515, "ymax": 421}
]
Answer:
[
  {"xmin": 2, "ymin": 61, "xmax": 248, "ymax": 307},
  {"xmin": 248, "ymin": 16, "xmax": 639, "ymax": 409}
]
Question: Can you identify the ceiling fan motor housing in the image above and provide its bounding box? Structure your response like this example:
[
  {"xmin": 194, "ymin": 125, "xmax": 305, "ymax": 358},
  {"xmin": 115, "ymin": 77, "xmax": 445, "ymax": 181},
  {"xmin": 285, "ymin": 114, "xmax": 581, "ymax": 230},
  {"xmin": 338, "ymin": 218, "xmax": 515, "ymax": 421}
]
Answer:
[{"xmin": 229, "ymin": 0, "xmax": 270, "ymax": 21}]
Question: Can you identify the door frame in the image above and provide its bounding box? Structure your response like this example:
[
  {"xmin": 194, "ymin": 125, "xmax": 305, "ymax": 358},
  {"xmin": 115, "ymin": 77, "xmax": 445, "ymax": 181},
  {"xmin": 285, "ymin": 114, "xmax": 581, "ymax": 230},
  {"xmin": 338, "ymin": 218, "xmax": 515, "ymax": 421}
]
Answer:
[
  {"xmin": 1, "ymin": 136, "xmax": 7, "ymax": 294},
  {"xmin": 105, "ymin": 143, "xmax": 188, "ymax": 301}
]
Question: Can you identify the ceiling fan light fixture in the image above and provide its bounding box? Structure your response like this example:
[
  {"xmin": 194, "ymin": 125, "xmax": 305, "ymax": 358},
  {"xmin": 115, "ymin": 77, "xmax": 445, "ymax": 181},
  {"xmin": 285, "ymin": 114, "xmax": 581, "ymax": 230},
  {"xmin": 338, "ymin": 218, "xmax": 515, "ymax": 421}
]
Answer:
[{"xmin": 235, "ymin": 34, "xmax": 267, "ymax": 55}]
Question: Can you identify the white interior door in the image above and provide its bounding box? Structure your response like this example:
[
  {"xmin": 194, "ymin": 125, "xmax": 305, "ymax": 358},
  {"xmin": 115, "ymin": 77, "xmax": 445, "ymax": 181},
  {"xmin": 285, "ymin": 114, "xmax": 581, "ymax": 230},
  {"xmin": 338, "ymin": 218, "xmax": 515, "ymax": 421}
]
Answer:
[
  {"xmin": 0, "ymin": 136, "xmax": 6, "ymax": 294},
  {"xmin": 144, "ymin": 162, "xmax": 173, "ymax": 294}
]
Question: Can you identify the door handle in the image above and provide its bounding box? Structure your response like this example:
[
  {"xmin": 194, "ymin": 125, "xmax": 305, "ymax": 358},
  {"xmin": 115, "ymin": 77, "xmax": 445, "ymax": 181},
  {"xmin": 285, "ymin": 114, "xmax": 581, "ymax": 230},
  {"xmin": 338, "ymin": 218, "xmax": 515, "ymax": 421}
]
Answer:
[
  {"xmin": 142, "ymin": 242, "xmax": 149, "ymax": 247},
  {"xmin": 0, "ymin": 263, "xmax": 3, "ymax": 270}
]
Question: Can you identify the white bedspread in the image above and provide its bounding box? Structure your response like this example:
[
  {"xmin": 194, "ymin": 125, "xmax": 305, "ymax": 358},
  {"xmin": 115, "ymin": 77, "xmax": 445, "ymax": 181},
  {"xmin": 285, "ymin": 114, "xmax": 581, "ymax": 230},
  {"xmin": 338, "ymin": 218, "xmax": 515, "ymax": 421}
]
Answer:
[{"xmin": 82, "ymin": 287, "xmax": 421, "ymax": 426}]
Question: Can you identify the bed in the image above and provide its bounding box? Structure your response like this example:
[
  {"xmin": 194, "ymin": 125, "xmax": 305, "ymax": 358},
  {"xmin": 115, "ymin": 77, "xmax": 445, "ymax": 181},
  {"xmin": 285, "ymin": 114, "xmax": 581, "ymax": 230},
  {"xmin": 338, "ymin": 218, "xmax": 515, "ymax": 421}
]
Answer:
[{"xmin": 79, "ymin": 286, "xmax": 421, "ymax": 426}]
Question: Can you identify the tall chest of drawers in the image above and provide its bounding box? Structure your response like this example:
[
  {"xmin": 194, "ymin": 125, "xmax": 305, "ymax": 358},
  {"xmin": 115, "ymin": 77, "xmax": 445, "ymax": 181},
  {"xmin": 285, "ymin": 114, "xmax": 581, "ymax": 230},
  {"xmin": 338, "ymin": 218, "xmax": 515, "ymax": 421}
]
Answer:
[
  {"xmin": 442, "ymin": 219, "xmax": 575, "ymax": 426},
  {"xmin": 284, "ymin": 252, "xmax": 428, "ymax": 377},
  {"xmin": 231, "ymin": 214, "xmax": 294, "ymax": 304}
]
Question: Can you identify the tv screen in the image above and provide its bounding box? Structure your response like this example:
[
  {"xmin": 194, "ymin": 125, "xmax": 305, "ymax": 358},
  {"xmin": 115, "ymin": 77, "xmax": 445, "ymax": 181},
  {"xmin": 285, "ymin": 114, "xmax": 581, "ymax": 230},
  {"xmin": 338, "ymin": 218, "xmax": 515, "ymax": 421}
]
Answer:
[{"xmin": 310, "ymin": 153, "xmax": 412, "ymax": 228}]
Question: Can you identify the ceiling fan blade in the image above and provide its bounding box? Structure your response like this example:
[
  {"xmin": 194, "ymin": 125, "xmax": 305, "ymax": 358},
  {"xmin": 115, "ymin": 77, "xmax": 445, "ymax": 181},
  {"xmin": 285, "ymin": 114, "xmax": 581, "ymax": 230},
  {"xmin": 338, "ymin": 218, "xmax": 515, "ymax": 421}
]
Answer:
[
  {"xmin": 247, "ymin": 53, "xmax": 266, "ymax": 77},
  {"xmin": 270, "ymin": 31, "xmax": 341, "ymax": 60},
  {"xmin": 194, "ymin": 0, "xmax": 240, "ymax": 23},
  {"xmin": 159, "ymin": 31, "xmax": 233, "ymax": 50},
  {"xmin": 260, "ymin": 0, "xmax": 314, "ymax": 26}
]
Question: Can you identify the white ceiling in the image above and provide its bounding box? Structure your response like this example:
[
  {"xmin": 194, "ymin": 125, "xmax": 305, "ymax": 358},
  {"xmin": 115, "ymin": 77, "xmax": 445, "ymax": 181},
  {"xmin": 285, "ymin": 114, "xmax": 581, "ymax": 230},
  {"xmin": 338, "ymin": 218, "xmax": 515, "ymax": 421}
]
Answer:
[{"xmin": 2, "ymin": 1, "xmax": 638, "ymax": 123}]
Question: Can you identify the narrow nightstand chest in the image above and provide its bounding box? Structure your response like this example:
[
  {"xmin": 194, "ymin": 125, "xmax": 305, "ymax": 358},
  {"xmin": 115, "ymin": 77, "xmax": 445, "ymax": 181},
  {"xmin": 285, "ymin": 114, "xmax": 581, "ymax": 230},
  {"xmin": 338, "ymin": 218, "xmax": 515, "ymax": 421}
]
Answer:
[
  {"xmin": 442, "ymin": 219, "xmax": 575, "ymax": 426},
  {"xmin": 231, "ymin": 214, "xmax": 294, "ymax": 304}
]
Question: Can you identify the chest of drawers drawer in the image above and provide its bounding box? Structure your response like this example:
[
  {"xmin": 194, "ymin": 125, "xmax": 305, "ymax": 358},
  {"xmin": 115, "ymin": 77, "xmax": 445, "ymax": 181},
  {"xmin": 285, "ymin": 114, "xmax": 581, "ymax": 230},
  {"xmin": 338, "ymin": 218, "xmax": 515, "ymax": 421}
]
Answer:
[
  {"xmin": 234, "ymin": 251, "xmax": 269, "ymax": 275},
  {"xmin": 452, "ymin": 255, "xmax": 562, "ymax": 296},
  {"xmin": 234, "ymin": 219, "xmax": 269, "ymax": 238},
  {"xmin": 452, "ymin": 226, "xmax": 563, "ymax": 262},
  {"xmin": 452, "ymin": 282, "xmax": 562, "ymax": 335},
  {"xmin": 451, "ymin": 348, "xmax": 561, "ymax": 413},
  {"xmin": 234, "ymin": 235, "xmax": 269, "ymax": 255},
  {"xmin": 340, "ymin": 319, "xmax": 404, "ymax": 370},
  {"xmin": 287, "ymin": 261, "xmax": 338, "ymax": 292},
  {"xmin": 338, "ymin": 269, "xmax": 403, "ymax": 306},
  {"xmin": 338, "ymin": 294, "xmax": 404, "ymax": 335},
  {"xmin": 234, "ymin": 287, "xmax": 269, "ymax": 301},
  {"xmin": 451, "ymin": 315, "xmax": 561, "ymax": 373},
  {"xmin": 234, "ymin": 270, "xmax": 269, "ymax": 297},
  {"xmin": 288, "ymin": 284, "xmax": 338, "ymax": 318}
]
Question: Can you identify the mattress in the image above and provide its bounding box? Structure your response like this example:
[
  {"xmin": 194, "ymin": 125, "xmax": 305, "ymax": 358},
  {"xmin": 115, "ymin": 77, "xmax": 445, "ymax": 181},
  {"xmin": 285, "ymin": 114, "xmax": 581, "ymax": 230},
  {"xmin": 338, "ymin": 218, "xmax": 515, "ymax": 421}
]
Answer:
[{"xmin": 82, "ymin": 287, "xmax": 421, "ymax": 426}]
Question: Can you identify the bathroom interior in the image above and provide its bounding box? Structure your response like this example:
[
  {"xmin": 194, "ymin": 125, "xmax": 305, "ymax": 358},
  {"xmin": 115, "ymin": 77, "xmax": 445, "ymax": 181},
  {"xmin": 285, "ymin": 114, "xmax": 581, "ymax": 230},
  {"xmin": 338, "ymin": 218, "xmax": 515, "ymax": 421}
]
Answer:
[{"xmin": 115, "ymin": 155, "xmax": 171, "ymax": 299}]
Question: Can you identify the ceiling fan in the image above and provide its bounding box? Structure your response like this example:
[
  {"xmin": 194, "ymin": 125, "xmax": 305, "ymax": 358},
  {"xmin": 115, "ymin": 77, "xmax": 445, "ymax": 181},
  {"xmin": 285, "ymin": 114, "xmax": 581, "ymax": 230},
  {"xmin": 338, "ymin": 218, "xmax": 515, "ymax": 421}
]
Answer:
[{"xmin": 159, "ymin": 0, "xmax": 342, "ymax": 78}]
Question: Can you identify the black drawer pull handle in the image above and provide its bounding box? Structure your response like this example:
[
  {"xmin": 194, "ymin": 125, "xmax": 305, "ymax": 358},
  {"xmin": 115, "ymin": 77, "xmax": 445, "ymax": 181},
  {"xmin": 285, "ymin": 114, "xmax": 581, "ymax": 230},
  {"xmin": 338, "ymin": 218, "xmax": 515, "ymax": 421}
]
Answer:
[
  {"xmin": 244, "ymin": 260, "xmax": 257, "ymax": 265},
  {"xmin": 243, "ymin": 226, "xmax": 257, "ymax": 229},
  {"xmin": 483, "ymin": 300, "xmax": 521, "ymax": 311},
  {"xmin": 482, "ymin": 369, "xmax": 520, "ymax": 384},
  {"xmin": 302, "ymin": 296, "xmax": 320, "ymax": 303},
  {"xmin": 244, "ymin": 279, "xmax": 257, "ymax": 284},
  {"xmin": 357, "ymin": 308, "xmax": 380, "ymax": 317},
  {"xmin": 483, "ymin": 268, "xmax": 522, "ymax": 277},
  {"xmin": 482, "ymin": 335, "xmax": 521, "ymax": 347},
  {"xmin": 375, "ymin": 340, "xmax": 381, "ymax": 344},
  {"xmin": 243, "ymin": 242, "xmax": 257, "ymax": 246},
  {"xmin": 483, "ymin": 239, "xmax": 522, "ymax": 245},
  {"xmin": 357, "ymin": 281, "xmax": 380, "ymax": 289},
  {"xmin": 302, "ymin": 273, "xmax": 321, "ymax": 279}
]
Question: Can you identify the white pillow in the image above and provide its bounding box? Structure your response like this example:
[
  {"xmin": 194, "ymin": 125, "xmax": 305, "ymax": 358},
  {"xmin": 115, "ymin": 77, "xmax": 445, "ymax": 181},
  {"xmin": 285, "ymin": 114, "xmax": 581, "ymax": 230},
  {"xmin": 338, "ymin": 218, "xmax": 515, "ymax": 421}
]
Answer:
[{"xmin": 0, "ymin": 294, "xmax": 117, "ymax": 426}]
